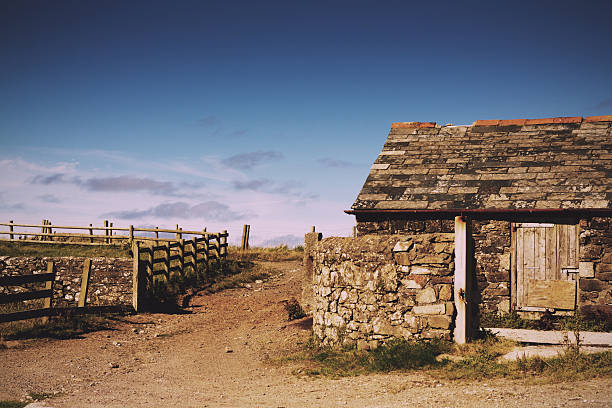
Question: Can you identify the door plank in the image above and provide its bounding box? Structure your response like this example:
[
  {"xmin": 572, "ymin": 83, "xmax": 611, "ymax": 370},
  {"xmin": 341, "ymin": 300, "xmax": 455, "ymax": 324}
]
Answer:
[
  {"xmin": 517, "ymin": 227, "xmax": 525, "ymax": 307},
  {"xmin": 545, "ymin": 226, "xmax": 557, "ymax": 280},
  {"xmin": 527, "ymin": 279, "xmax": 576, "ymax": 309},
  {"xmin": 536, "ymin": 227, "xmax": 547, "ymax": 281}
]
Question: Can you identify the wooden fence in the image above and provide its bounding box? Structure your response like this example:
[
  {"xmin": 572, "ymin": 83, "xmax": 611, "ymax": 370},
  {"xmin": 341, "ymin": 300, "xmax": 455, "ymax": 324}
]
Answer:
[
  {"xmin": 0, "ymin": 260, "xmax": 96, "ymax": 323},
  {"xmin": 0, "ymin": 220, "xmax": 211, "ymax": 246},
  {"xmin": 131, "ymin": 232, "xmax": 228, "ymax": 311}
]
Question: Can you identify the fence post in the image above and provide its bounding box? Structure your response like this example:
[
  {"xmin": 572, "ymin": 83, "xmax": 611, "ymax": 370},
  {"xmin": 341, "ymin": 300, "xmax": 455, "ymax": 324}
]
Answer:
[
  {"xmin": 41, "ymin": 219, "xmax": 45, "ymax": 241},
  {"xmin": 132, "ymin": 241, "xmax": 142, "ymax": 312},
  {"xmin": 42, "ymin": 261, "xmax": 56, "ymax": 323},
  {"xmin": 48, "ymin": 220, "xmax": 53, "ymax": 242},
  {"xmin": 241, "ymin": 224, "xmax": 250, "ymax": 250},
  {"xmin": 164, "ymin": 242, "xmax": 170, "ymax": 278},
  {"xmin": 353, "ymin": 226, "xmax": 357, "ymax": 238},
  {"xmin": 109, "ymin": 222, "xmax": 113, "ymax": 243},
  {"xmin": 220, "ymin": 230, "xmax": 227, "ymax": 258},
  {"xmin": 191, "ymin": 239, "xmax": 198, "ymax": 271},
  {"xmin": 179, "ymin": 238, "xmax": 185, "ymax": 274},
  {"xmin": 129, "ymin": 225, "xmax": 134, "ymax": 246},
  {"xmin": 78, "ymin": 259, "xmax": 92, "ymax": 308},
  {"xmin": 311, "ymin": 226, "xmax": 315, "ymax": 233},
  {"xmin": 147, "ymin": 243, "xmax": 153, "ymax": 280},
  {"xmin": 89, "ymin": 224, "xmax": 94, "ymax": 243},
  {"xmin": 104, "ymin": 220, "xmax": 109, "ymax": 244},
  {"xmin": 155, "ymin": 227, "xmax": 159, "ymax": 246},
  {"xmin": 203, "ymin": 234, "xmax": 209, "ymax": 272},
  {"xmin": 9, "ymin": 220, "xmax": 13, "ymax": 240},
  {"xmin": 175, "ymin": 224, "xmax": 180, "ymax": 240}
]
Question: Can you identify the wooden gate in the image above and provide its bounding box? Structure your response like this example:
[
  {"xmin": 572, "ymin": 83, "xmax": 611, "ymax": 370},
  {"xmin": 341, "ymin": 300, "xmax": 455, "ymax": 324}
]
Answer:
[{"xmin": 513, "ymin": 223, "xmax": 579, "ymax": 311}]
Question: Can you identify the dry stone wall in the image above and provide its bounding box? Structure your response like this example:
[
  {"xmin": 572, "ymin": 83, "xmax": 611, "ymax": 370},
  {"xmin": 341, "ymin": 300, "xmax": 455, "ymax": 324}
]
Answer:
[
  {"xmin": 0, "ymin": 256, "xmax": 133, "ymax": 308},
  {"xmin": 310, "ymin": 233, "xmax": 455, "ymax": 349},
  {"xmin": 579, "ymin": 217, "xmax": 612, "ymax": 319}
]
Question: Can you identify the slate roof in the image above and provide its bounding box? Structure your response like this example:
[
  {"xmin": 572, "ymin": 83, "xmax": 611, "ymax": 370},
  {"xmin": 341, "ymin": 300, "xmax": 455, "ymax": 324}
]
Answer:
[{"xmin": 352, "ymin": 115, "xmax": 612, "ymax": 211}]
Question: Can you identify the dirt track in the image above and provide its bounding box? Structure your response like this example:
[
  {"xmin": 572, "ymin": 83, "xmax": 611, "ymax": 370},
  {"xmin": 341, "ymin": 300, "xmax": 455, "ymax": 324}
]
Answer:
[{"xmin": 1, "ymin": 260, "xmax": 611, "ymax": 407}]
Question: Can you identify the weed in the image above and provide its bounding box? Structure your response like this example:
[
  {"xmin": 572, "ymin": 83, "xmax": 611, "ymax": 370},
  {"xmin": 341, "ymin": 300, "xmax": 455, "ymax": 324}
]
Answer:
[
  {"xmin": 0, "ymin": 401, "xmax": 27, "ymax": 408},
  {"xmin": 228, "ymin": 245, "xmax": 303, "ymax": 262},
  {"xmin": 283, "ymin": 298, "xmax": 306, "ymax": 321}
]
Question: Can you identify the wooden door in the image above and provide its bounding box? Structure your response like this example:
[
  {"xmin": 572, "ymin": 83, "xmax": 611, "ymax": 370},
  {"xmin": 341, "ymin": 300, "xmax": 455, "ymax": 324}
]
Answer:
[{"xmin": 514, "ymin": 223, "xmax": 578, "ymax": 311}]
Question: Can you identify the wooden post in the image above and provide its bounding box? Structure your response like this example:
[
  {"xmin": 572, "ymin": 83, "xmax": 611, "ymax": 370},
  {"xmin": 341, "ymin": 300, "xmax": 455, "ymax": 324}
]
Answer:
[
  {"xmin": 104, "ymin": 220, "xmax": 109, "ymax": 244},
  {"xmin": 41, "ymin": 219, "xmax": 45, "ymax": 241},
  {"xmin": 179, "ymin": 227, "xmax": 183, "ymax": 240},
  {"xmin": 164, "ymin": 242, "xmax": 170, "ymax": 278},
  {"xmin": 89, "ymin": 224, "xmax": 94, "ymax": 243},
  {"xmin": 109, "ymin": 222, "xmax": 113, "ymax": 243},
  {"xmin": 454, "ymin": 216, "xmax": 473, "ymax": 344},
  {"xmin": 78, "ymin": 259, "xmax": 92, "ymax": 308},
  {"xmin": 220, "ymin": 230, "xmax": 227, "ymax": 258},
  {"xmin": 48, "ymin": 220, "xmax": 53, "ymax": 242},
  {"xmin": 311, "ymin": 226, "xmax": 316, "ymax": 233},
  {"xmin": 178, "ymin": 238, "xmax": 185, "ymax": 274},
  {"xmin": 42, "ymin": 261, "xmax": 56, "ymax": 323},
  {"xmin": 191, "ymin": 239, "xmax": 198, "ymax": 270},
  {"xmin": 175, "ymin": 224, "xmax": 180, "ymax": 240},
  {"xmin": 352, "ymin": 226, "xmax": 357, "ymax": 238},
  {"xmin": 129, "ymin": 225, "xmax": 134, "ymax": 246},
  {"xmin": 155, "ymin": 227, "xmax": 159, "ymax": 246},
  {"xmin": 146, "ymin": 243, "xmax": 153, "ymax": 279},
  {"xmin": 203, "ymin": 234, "xmax": 209, "ymax": 271},
  {"xmin": 9, "ymin": 220, "xmax": 13, "ymax": 240},
  {"xmin": 132, "ymin": 241, "xmax": 141, "ymax": 312},
  {"xmin": 241, "ymin": 224, "xmax": 250, "ymax": 250}
]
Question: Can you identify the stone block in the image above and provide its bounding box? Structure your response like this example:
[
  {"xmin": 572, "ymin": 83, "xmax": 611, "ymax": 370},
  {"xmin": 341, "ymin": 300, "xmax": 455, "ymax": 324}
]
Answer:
[
  {"xmin": 393, "ymin": 240, "xmax": 414, "ymax": 252},
  {"xmin": 579, "ymin": 262, "xmax": 595, "ymax": 278},
  {"xmin": 598, "ymin": 263, "xmax": 612, "ymax": 273},
  {"xmin": 499, "ymin": 253, "xmax": 510, "ymax": 270},
  {"xmin": 438, "ymin": 284, "xmax": 452, "ymax": 301},
  {"xmin": 357, "ymin": 339, "xmax": 370, "ymax": 350},
  {"xmin": 404, "ymin": 315, "xmax": 421, "ymax": 330},
  {"xmin": 579, "ymin": 279, "xmax": 606, "ymax": 292},
  {"xmin": 497, "ymin": 299, "xmax": 510, "ymax": 314},
  {"xmin": 401, "ymin": 279, "xmax": 423, "ymax": 289},
  {"xmin": 413, "ymin": 303, "xmax": 445, "ymax": 315},
  {"xmin": 416, "ymin": 287, "xmax": 437, "ymax": 304},
  {"xmin": 411, "ymin": 266, "xmax": 431, "ymax": 275},
  {"xmin": 595, "ymin": 272, "xmax": 612, "ymax": 281},
  {"xmin": 395, "ymin": 252, "xmax": 412, "ymax": 265},
  {"xmin": 445, "ymin": 302, "xmax": 454, "ymax": 315},
  {"xmin": 427, "ymin": 315, "xmax": 452, "ymax": 329},
  {"xmin": 372, "ymin": 316, "xmax": 394, "ymax": 335}
]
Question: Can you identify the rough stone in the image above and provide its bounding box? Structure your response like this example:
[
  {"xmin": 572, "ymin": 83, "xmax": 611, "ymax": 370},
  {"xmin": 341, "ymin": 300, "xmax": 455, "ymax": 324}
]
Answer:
[
  {"xmin": 427, "ymin": 315, "xmax": 452, "ymax": 329},
  {"xmin": 416, "ymin": 287, "xmax": 437, "ymax": 304},
  {"xmin": 413, "ymin": 304, "xmax": 445, "ymax": 315},
  {"xmin": 438, "ymin": 284, "xmax": 452, "ymax": 301},
  {"xmin": 579, "ymin": 262, "xmax": 595, "ymax": 278}
]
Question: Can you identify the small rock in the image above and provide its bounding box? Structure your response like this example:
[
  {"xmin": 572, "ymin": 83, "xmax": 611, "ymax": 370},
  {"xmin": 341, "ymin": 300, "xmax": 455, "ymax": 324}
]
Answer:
[
  {"xmin": 224, "ymin": 347, "xmax": 233, "ymax": 353},
  {"xmin": 138, "ymin": 329, "xmax": 145, "ymax": 334},
  {"xmin": 246, "ymin": 284, "xmax": 252, "ymax": 288},
  {"xmin": 109, "ymin": 363, "xmax": 119, "ymax": 369},
  {"xmin": 132, "ymin": 328, "xmax": 138, "ymax": 333},
  {"xmin": 113, "ymin": 341, "xmax": 121, "ymax": 347},
  {"xmin": 154, "ymin": 333, "xmax": 160, "ymax": 338},
  {"xmin": 255, "ymin": 280, "xmax": 263, "ymax": 284}
]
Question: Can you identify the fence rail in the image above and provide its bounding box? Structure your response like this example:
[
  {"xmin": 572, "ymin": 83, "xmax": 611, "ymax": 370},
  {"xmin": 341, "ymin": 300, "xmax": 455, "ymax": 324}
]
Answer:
[{"xmin": 0, "ymin": 219, "xmax": 212, "ymax": 246}]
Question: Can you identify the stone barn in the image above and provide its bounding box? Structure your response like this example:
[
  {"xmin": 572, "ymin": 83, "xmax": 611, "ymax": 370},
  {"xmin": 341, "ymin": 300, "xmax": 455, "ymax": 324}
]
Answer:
[{"xmin": 307, "ymin": 115, "xmax": 612, "ymax": 347}]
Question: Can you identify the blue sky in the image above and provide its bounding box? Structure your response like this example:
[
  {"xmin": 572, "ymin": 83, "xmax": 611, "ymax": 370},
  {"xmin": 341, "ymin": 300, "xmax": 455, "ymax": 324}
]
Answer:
[{"xmin": 1, "ymin": 0, "xmax": 611, "ymax": 246}]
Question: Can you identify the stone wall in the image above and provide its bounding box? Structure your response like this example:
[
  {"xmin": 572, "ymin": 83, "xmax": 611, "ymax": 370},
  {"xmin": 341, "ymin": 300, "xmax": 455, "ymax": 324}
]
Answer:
[
  {"xmin": 0, "ymin": 256, "xmax": 133, "ymax": 308},
  {"xmin": 310, "ymin": 233, "xmax": 455, "ymax": 349},
  {"xmin": 579, "ymin": 217, "xmax": 612, "ymax": 318}
]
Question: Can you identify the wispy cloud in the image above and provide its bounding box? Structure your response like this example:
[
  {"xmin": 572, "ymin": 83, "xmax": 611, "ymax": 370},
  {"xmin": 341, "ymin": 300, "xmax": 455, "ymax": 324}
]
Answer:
[
  {"xmin": 317, "ymin": 158, "xmax": 357, "ymax": 168},
  {"xmin": 104, "ymin": 200, "xmax": 251, "ymax": 221},
  {"xmin": 594, "ymin": 98, "xmax": 612, "ymax": 110},
  {"xmin": 31, "ymin": 173, "xmax": 68, "ymax": 185},
  {"xmin": 81, "ymin": 176, "xmax": 178, "ymax": 195},
  {"xmin": 231, "ymin": 178, "xmax": 319, "ymax": 200},
  {"xmin": 222, "ymin": 151, "xmax": 283, "ymax": 170},
  {"xmin": 197, "ymin": 115, "xmax": 221, "ymax": 128},
  {"xmin": 0, "ymin": 193, "xmax": 25, "ymax": 210},
  {"xmin": 37, "ymin": 194, "xmax": 61, "ymax": 203}
]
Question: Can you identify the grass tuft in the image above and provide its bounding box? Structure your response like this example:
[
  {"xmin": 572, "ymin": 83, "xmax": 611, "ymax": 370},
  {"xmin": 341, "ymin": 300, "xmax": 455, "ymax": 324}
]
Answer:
[{"xmin": 229, "ymin": 245, "xmax": 303, "ymax": 262}]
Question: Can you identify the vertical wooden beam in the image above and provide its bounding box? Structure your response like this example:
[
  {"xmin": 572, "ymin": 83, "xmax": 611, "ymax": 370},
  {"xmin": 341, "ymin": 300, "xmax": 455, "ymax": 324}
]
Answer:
[
  {"xmin": 129, "ymin": 225, "xmax": 134, "ymax": 246},
  {"xmin": 89, "ymin": 224, "xmax": 94, "ymax": 243},
  {"xmin": 175, "ymin": 224, "xmax": 180, "ymax": 240},
  {"xmin": 191, "ymin": 239, "xmax": 198, "ymax": 270},
  {"xmin": 146, "ymin": 243, "xmax": 153, "ymax": 280},
  {"xmin": 164, "ymin": 242, "xmax": 170, "ymax": 278},
  {"xmin": 352, "ymin": 226, "xmax": 357, "ymax": 238},
  {"xmin": 41, "ymin": 219, "xmax": 45, "ymax": 241},
  {"xmin": 220, "ymin": 230, "xmax": 227, "ymax": 258},
  {"xmin": 311, "ymin": 226, "xmax": 315, "ymax": 233},
  {"xmin": 42, "ymin": 261, "xmax": 56, "ymax": 324},
  {"xmin": 454, "ymin": 216, "xmax": 473, "ymax": 344},
  {"xmin": 48, "ymin": 220, "xmax": 53, "ymax": 242},
  {"xmin": 155, "ymin": 227, "xmax": 159, "ymax": 246},
  {"xmin": 104, "ymin": 220, "xmax": 109, "ymax": 244},
  {"xmin": 9, "ymin": 220, "xmax": 14, "ymax": 240},
  {"xmin": 178, "ymin": 238, "xmax": 185, "ymax": 274},
  {"xmin": 109, "ymin": 222, "xmax": 113, "ymax": 244},
  {"xmin": 78, "ymin": 259, "xmax": 92, "ymax": 307},
  {"xmin": 132, "ymin": 241, "xmax": 141, "ymax": 312}
]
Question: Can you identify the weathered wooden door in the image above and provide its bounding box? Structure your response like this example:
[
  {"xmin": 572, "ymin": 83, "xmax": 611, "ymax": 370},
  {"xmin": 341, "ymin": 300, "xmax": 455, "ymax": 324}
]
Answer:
[{"xmin": 514, "ymin": 223, "xmax": 579, "ymax": 311}]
